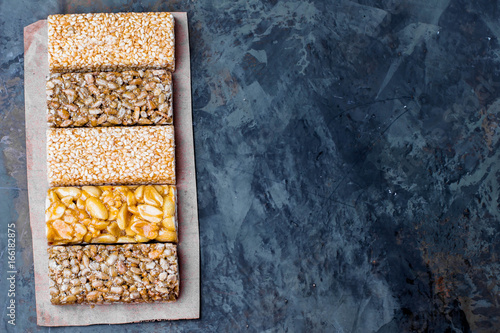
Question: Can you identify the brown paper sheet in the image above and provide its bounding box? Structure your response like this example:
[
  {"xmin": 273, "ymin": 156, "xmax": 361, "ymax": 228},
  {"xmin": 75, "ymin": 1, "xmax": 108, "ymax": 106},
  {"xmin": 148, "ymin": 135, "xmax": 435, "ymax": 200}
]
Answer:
[{"xmin": 24, "ymin": 12, "xmax": 200, "ymax": 326}]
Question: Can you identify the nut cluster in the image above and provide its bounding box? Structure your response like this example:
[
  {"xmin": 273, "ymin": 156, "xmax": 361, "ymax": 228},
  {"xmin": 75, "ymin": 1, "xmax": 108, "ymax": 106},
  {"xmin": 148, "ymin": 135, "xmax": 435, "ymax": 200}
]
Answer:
[
  {"xmin": 48, "ymin": 12, "xmax": 175, "ymax": 73},
  {"xmin": 47, "ymin": 126, "xmax": 176, "ymax": 186},
  {"xmin": 46, "ymin": 185, "xmax": 177, "ymax": 245},
  {"xmin": 48, "ymin": 243, "xmax": 179, "ymax": 305},
  {"xmin": 47, "ymin": 70, "xmax": 173, "ymax": 127}
]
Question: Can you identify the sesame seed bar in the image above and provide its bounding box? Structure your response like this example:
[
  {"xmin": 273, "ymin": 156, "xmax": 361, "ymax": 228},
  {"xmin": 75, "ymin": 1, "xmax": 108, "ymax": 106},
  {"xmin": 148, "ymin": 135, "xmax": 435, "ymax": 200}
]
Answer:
[
  {"xmin": 47, "ymin": 126, "xmax": 176, "ymax": 186},
  {"xmin": 48, "ymin": 12, "xmax": 175, "ymax": 73},
  {"xmin": 48, "ymin": 243, "xmax": 179, "ymax": 305},
  {"xmin": 46, "ymin": 185, "xmax": 177, "ymax": 245},
  {"xmin": 47, "ymin": 70, "xmax": 173, "ymax": 127}
]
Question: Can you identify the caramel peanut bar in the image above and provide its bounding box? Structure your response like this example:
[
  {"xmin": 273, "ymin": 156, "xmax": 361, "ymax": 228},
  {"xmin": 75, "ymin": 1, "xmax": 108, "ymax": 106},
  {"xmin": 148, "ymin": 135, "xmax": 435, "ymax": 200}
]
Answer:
[
  {"xmin": 48, "ymin": 243, "xmax": 179, "ymax": 305},
  {"xmin": 47, "ymin": 126, "xmax": 176, "ymax": 186},
  {"xmin": 47, "ymin": 70, "xmax": 173, "ymax": 127},
  {"xmin": 48, "ymin": 12, "xmax": 175, "ymax": 73},
  {"xmin": 46, "ymin": 185, "xmax": 177, "ymax": 245}
]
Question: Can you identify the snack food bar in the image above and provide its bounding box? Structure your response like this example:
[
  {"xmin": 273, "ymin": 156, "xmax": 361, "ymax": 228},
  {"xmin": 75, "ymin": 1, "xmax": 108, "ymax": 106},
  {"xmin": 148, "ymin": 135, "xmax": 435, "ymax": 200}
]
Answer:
[
  {"xmin": 46, "ymin": 185, "xmax": 177, "ymax": 245},
  {"xmin": 48, "ymin": 243, "xmax": 179, "ymax": 305},
  {"xmin": 47, "ymin": 126, "xmax": 176, "ymax": 186},
  {"xmin": 47, "ymin": 70, "xmax": 173, "ymax": 127},
  {"xmin": 48, "ymin": 12, "xmax": 175, "ymax": 73}
]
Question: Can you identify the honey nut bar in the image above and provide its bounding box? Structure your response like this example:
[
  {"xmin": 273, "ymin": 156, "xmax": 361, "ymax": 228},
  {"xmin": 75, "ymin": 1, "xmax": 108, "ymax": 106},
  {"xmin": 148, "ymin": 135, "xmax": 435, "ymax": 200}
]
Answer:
[
  {"xmin": 48, "ymin": 12, "xmax": 175, "ymax": 73},
  {"xmin": 47, "ymin": 126, "xmax": 176, "ymax": 186},
  {"xmin": 47, "ymin": 70, "xmax": 173, "ymax": 127},
  {"xmin": 48, "ymin": 243, "xmax": 179, "ymax": 305},
  {"xmin": 46, "ymin": 185, "xmax": 177, "ymax": 245}
]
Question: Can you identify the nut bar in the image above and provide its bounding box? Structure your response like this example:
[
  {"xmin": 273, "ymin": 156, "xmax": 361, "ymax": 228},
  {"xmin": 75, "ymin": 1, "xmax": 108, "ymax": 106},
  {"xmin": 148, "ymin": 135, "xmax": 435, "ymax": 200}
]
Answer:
[
  {"xmin": 48, "ymin": 243, "xmax": 179, "ymax": 305},
  {"xmin": 47, "ymin": 126, "xmax": 175, "ymax": 186},
  {"xmin": 46, "ymin": 185, "xmax": 177, "ymax": 245},
  {"xmin": 48, "ymin": 12, "xmax": 175, "ymax": 73},
  {"xmin": 47, "ymin": 70, "xmax": 173, "ymax": 127}
]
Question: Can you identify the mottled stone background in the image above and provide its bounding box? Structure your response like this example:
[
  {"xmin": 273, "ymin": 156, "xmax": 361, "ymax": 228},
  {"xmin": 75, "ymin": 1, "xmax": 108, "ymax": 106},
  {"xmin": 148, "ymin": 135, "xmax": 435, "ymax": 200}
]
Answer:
[{"xmin": 1, "ymin": 0, "xmax": 500, "ymax": 332}]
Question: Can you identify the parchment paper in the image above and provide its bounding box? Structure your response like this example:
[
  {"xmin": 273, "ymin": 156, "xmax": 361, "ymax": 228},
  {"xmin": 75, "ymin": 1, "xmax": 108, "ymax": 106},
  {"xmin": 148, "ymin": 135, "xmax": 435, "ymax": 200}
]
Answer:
[{"xmin": 24, "ymin": 12, "xmax": 200, "ymax": 326}]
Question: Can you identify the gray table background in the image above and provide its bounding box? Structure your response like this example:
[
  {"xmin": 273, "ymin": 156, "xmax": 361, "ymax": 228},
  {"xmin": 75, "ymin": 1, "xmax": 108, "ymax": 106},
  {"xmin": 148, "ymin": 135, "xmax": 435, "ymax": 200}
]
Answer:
[{"xmin": 1, "ymin": 0, "xmax": 499, "ymax": 332}]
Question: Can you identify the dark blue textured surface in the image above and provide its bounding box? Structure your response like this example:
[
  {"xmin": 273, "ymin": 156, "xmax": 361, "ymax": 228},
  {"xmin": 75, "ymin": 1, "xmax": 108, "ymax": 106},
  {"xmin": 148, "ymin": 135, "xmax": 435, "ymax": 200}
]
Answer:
[{"xmin": 1, "ymin": 0, "xmax": 499, "ymax": 332}]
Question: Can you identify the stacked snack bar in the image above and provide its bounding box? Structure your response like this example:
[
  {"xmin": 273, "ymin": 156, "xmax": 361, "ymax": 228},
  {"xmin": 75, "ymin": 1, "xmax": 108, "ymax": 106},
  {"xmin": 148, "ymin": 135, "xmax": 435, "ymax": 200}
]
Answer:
[
  {"xmin": 47, "ymin": 126, "xmax": 176, "ymax": 186},
  {"xmin": 46, "ymin": 185, "xmax": 178, "ymax": 245},
  {"xmin": 48, "ymin": 12, "xmax": 175, "ymax": 72},
  {"xmin": 48, "ymin": 244, "xmax": 179, "ymax": 305},
  {"xmin": 45, "ymin": 12, "xmax": 179, "ymax": 305},
  {"xmin": 46, "ymin": 70, "xmax": 173, "ymax": 127}
]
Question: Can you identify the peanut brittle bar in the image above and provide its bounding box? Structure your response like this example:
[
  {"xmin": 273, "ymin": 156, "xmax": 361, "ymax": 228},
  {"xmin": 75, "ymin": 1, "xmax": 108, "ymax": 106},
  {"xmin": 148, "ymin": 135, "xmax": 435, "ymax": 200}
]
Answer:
[{"xmin": 46, "ymin": 185, "xmax": 177, "ymax": 245}]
